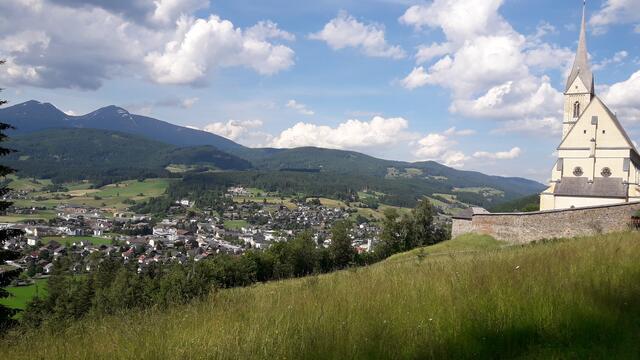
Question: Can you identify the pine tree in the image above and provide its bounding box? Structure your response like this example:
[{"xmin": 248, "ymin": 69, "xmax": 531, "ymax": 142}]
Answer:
[{"xmin": 0, "ymin": 59, "xmax": 21, "ymax": 331}]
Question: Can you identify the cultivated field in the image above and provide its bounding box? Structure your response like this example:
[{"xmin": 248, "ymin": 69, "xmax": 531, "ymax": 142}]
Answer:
[{"xmin": 2, "ymin": 232, "xmax": 639, "ymax": 359}]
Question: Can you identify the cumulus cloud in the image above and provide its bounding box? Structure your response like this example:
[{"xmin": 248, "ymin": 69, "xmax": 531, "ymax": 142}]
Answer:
[
  {"xmin": 473, "ymin": 147, "xmax": 521, "ymax": 160},
  {"xmin": 592, "ymin": 50, "xmax": 628, "ymax": 71},
  {"xmin": 398, "ymin": 0, "xmax": 572, "ymax": 128},
  {"xmin": 151, "ymin": 0, "xmax": 209, "ymax": 25},
  {"xmin": 401, "ymin": 66, "xmax": 429, "ymax": 90},
  {"xmin": 202, "ymin": 119, "xmax": 264, "ymax": 141},
  {"xmin": 412, "ymin": 129, "xmax": 471, "ymax": 168},
  {"xmin": 590, "ymin": 0, "xmax": 640, "ymax": 33},
  {"xmin": 601, "ymin": 70, "xmax": 640, "ymax": 123},
  {"xmin": 270, "ymin": 116, "xmax": 414, "ymax": 149},
  {"xmin": 145, "ymin": 16, "xmax": 295, "ymax": 84},
  {"xmin": 310, "ymin": 11, "xmax": 406, "ymax": 59},
  {"xmin": 0, "ymin": 1, "xmax": 295, "ymax": 89},
  {"xmin": 286, "ymin": 100, "xmax": 314, "ymax": 116}
]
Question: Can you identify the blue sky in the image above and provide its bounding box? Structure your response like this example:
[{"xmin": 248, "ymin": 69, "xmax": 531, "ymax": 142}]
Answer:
[{"xmin": 1, "ymin": 0, "xmax": 639, "ymax": 182}]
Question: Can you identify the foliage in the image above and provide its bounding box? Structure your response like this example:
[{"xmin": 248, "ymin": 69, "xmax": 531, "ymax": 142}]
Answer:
[
  {"xmin": 16, "ymin": 200, "xmax": 445, "ymax": 330},
  {"xmin": 3, "ymin": 129, "xmax": 251, "ymax": 184},
  {"xmin": 490, "ymin": 194, "xmax": 541, "ymax": 213},
  {"xmin": 3, "ymin": 232, "xmax": 640, "ymax": 358},
  {"xmin": 0, "ymin": 64, "xmax": 22, "ymax": 332},
  {"xmin": 329, "ymin": 220, "xmax": 356, "ymax": 269}
]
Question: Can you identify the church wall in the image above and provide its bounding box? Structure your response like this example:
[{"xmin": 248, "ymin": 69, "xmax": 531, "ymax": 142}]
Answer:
[
  {"xmin": 561, "ymin": 158, "xmax": 594, "ymax": 177},
  {"xmin": 453, "ymin": 201, "xmax": 640, "ymax": 244},
  {"xmin": 554, "ymin": 196, "xmax": 624, "ymax": 210},
  {"xmin": 594, "ymin": 157, "xmax": 624, "ymax": 178}
]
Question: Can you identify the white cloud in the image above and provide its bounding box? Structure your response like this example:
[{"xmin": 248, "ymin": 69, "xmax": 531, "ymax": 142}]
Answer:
[
  {"xmin": 473, "ymin": 147, "xmax": 521, "ymax": 160},
  {"xmin": 443, "ymin": 127, "xmax": 476, "ymax": 136},
  {"xmin": 397, "ymin": 0, "xmax": 578, "ymax": 137},
  {"xmin": 151, "ymin": 0, "xmax": 209, "ymax": 25},
  {"xmin": 590, "ymin": 0, "xmax": 640, "ymax": 33},
  {"xmin": 270, "ymin": 116, "xmax": 414, "ymax": 149},
  {"xmin": 286, "ymin": 100, "xmax": 314, "ymax": 116},
  {"xmin": 310, "ymin": 11, "xmax": 406, "ymax": 59},
  {"xmin": 202, "ymin": 119, "xmax": 264, "ymax": 141},
  {"xmin": 401, "ymin": 66, "xmax": 429, "ymax": 90},
  {"xmin": 592, "ymin": 50, "xmax": 628, "ymax": 71},
  {"xmin": 0, "ymin": 1, "xmax": 295, "ymax": 88},
  {"xmin": 145, "ymin": 16, "xmax": 295, "ymax": 84},
  {"xmin": 399, "ymin": 0, "xmax": 508, "ymax": 41},
  {"xmin": 412, "ymin": 129, "xmax": 472, "ymax": 168},
  {"xmin": 601, "ymin": 70, "xmax": 640, "ymax": 123},
  {"xmin": 246, "ymin": 21, "xmax": 296, "ymax": 41},
  {"xmin": 415, "ymin": 42, "xmax": 452, "ymax": 64}
]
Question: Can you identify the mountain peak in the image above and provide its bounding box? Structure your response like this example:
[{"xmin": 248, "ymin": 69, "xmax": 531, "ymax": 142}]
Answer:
[{"xmin": 90, "ymin": 105, "xmax": 132, "ymax": 119}]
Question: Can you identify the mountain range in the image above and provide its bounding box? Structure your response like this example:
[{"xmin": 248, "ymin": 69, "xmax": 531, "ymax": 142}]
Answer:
[{"xmin": 0, "ymin": 100, "xmax": 545, "ymax": 207}]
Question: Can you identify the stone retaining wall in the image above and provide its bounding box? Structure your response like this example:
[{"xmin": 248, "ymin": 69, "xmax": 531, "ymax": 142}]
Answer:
[{"xmin": 453, "ymin": 201, "xmax": 640, "ymax": 244}]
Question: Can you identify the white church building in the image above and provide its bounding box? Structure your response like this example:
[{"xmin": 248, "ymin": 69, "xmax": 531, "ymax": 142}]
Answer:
[{"xmin": 540, "ymin": 4, "xmax": 640, "ymax": 211}]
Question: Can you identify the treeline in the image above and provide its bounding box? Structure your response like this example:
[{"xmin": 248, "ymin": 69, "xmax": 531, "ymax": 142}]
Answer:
[
  {"xmin": 4, "ymin": 129, "xmax": 250, "ymax": 184},
  {"xmin": 171, "ymin": 171, "xmax": 500, "ymax": 208},
  {"xmin": 18, "ymin": 200, "xmax": 448, "ymax": 330}
]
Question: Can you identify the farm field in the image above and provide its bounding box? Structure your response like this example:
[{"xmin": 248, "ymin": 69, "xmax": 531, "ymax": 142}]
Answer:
[
  {"xmin": 9, "ymin": 178, "xmax": 174, "ymax": 214},
  {"xmin": 0, "ymin": 278, "xmax": 48, "ymax": 311},
  {"xmin": 2, "ymin": 232, "xmax": 639, "ymax": 359},
  {"xmin": 223, "ymin": 220, "xmax": 249, "ymax": 230},
  {"xmin": 41, "ymin": 236, "xmax": 113, "ymax": 247}
]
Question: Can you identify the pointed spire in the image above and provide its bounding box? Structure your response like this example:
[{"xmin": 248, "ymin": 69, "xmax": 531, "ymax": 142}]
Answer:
[{"xmin": 565, "ymin": 1, "xmax": 594, "ymax": 94}]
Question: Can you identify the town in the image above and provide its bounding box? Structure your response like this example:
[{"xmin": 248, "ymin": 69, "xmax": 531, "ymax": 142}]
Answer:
[{"xmin": 1, "ymin": 185, "xmax": 383, "ymax": 280}]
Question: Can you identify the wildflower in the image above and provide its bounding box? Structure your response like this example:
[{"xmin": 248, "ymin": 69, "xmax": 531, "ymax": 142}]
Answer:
[{"xmin": 515, "ymin": 265, "xmax": 520, "ymax": 270}]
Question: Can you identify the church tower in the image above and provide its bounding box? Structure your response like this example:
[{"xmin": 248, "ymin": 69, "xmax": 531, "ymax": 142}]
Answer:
[
  {"xmin": 539, "ymin": 1, "xmax": 640, "ymax": 211},
  {"xmin": 562, "ymin": 2, "xmax": 594, "ymax": 139}
]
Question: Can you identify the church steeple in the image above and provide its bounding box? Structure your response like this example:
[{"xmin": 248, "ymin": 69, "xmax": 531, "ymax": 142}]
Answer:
[{"xmin": 565, "ymin": 1, "xmax": 594, "ymax": 94}]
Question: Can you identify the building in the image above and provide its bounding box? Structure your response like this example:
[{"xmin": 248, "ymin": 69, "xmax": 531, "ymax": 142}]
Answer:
[{"xmin": 540, "ymin": 3, "xmax": 640, "ymax": 210}]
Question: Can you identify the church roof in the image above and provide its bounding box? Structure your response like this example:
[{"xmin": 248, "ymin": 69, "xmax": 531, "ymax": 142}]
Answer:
[
  {"xmin": 554, "ymin": 177, "xmax": 628, "ymax": 199},
  {"xmin": 565, "ymin": 2, "xmax": 594, "ymax": 94}
]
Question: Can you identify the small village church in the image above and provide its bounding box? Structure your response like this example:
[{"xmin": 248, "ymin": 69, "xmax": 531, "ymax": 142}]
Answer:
[{"xmin": 540, "ymin": 3, "xmax": 640, "ymax": 210}]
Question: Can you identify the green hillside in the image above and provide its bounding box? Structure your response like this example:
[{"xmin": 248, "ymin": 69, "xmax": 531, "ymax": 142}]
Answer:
[
  {"xmin": 2, "ymin": 232, "xmax": 639, "ymax": 359},
  {"xmin": 5, "ymin": 128, "xmax": 252, "ymax": 183}
]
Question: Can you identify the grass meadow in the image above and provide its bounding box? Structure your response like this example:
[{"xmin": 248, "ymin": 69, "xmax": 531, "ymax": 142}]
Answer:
[
  {"xmin": 0, "ymin": 279, "xmax": 48, "ymax": 311},
  {"xmin": 1, "ymin": 232, "xmax": 640, "ymax": 359}
]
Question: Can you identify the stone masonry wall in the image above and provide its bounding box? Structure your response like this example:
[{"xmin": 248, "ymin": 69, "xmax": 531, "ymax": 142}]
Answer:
[
  {"xmin": 456, "ymin": 201, "xmax": 640, "ymax": 244},
  {"xmin": 451, "ymin": 218, "xmax": 473, "ymax": 239}
]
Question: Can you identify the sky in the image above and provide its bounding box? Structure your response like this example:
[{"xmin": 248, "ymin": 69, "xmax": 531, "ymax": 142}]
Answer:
[{"xmin": 1, "ymin": 0, "xmax": 640, "ymax": 182}]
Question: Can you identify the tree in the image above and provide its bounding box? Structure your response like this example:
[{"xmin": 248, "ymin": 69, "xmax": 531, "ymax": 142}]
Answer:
[
  {"xmin": 329, "ymin": 220, "xmax": 355, "ymax": 269},
  {"xmin": 0, "ymin": 60, "xmax": 22, "ymax": 332},
  {"xmin": 412, "ymin": 199, "xmax": 436, "ymax": 247}
]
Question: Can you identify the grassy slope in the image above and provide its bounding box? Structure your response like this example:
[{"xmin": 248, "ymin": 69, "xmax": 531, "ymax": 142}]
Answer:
[
  {"xmin": 2, "ymin": 232, "xmax": 640, "ymax": 359},
  {"xmin": 385, "ymin": 233, "xmax": 505, "ymax": 262},
  {"xmin": 0, "ymin": 279, "xmax": 48, "ymax": 311},
  {"xmin": 11, "ymin": 178, "xmax": 173, "ymax": 212}
]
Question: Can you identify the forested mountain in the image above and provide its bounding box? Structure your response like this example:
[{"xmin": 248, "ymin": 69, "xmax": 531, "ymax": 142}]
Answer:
[
  {"xmin": 0, "ymin": 101, "xmax": 545, "ymax": 207},
  {"xmin": 5, "ymin": 129, "xmax": 251, "ymax": 184},
  {"xmin": 0, "ymin": 101, "xmax": 244, "ymax": 151}
]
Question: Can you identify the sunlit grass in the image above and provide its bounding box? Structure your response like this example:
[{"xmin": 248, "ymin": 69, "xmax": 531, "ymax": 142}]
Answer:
[{"xmin": 2, "ymin": 232, "xmax": 640, "ymax": 359}]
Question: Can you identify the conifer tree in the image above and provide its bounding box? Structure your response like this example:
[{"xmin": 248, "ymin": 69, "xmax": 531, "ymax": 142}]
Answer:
[{"xmin": 0, "ymin": 59, "xmax": 21, "ymax": 331}]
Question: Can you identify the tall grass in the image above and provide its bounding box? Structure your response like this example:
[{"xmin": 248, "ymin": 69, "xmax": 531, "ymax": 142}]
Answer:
[{"xmin": 2, "ymin": 232, "xmax": 640, "ymax": 359}]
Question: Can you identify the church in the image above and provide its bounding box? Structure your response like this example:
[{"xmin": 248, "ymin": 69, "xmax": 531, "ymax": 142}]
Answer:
[{"xmin": 539, "ymin": 4, "xmax": 640, "ymax": 211}]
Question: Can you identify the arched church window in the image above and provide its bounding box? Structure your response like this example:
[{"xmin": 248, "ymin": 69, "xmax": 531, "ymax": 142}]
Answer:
[
  {"xmin": 573, "ymin": 101, "xmax": 580, "ymax": 118},
  {"xmin": 601, "ymin": 168, "xmax": 612, "ymax": 177},
  {"xmin": 573, "ymin": 167, "xmax": 584, "ymax": 176}
]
